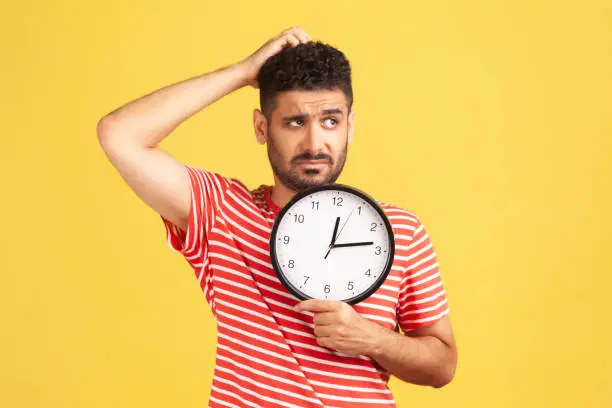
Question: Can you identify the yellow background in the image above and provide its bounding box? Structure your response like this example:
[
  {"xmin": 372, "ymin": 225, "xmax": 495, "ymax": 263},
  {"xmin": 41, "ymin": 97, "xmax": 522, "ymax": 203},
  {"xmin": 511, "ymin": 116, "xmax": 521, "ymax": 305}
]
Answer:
[{"xmin": 2, "ymin": 0, "xmax": 611, "ymax": 407}]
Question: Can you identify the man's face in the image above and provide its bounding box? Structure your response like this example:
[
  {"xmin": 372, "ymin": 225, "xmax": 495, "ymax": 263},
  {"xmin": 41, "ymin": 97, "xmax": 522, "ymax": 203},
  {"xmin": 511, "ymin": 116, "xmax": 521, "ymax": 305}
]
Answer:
[{"xmin": 255, "ymin": 89, "xmax": 354, "ymax": 192}]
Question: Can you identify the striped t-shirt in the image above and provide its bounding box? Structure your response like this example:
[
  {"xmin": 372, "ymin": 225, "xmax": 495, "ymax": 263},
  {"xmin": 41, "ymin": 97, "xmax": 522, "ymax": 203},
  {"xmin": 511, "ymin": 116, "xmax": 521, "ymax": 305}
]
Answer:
[{"xmin": 161, "ymin": 165, "xmax": 450, "ymax": 408}]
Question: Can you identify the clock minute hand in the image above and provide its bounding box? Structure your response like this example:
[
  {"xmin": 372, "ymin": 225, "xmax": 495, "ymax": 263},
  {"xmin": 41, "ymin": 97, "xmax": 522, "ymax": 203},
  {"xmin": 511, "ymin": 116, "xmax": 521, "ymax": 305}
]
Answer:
[
  {"xmin": 330, "ymin": 217, "xmax": 340, "ymax": 246},
  {"xmin": 332, "ymin": 241, "xmax": 374, "ymax": 248},
  {"xmin": 324, "ymin": 217, "xmax": 341, "ymax": 260}
]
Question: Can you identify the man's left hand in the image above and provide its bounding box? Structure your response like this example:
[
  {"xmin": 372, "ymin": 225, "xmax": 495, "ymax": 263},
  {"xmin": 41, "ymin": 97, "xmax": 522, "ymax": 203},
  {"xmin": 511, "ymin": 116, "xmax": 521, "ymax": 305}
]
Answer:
[{"xmin": 294, "ymin": 299, "xmax": 389, "ymax": 357}]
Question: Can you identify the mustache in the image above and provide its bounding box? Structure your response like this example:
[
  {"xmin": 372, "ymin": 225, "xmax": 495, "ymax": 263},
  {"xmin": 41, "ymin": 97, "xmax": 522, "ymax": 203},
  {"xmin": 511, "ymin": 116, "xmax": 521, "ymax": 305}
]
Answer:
[{"xmin": 291, "ymin": 152, "xmax": 333, "ymax": 164}]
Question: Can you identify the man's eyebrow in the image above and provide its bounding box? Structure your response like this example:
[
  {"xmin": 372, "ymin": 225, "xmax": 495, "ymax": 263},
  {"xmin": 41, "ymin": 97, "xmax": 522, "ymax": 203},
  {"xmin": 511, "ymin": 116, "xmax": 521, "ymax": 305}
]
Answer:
[
  {"xmin": 283, "ymin": 113, "xmax": 308, "ymax": 122},
  {"xmin": 322, "ymin": 108, "xmax": 343, "ymax": 115},
  {"xmin": 282, "ymin": 109, "xmax": 344, "ymax": 121}
]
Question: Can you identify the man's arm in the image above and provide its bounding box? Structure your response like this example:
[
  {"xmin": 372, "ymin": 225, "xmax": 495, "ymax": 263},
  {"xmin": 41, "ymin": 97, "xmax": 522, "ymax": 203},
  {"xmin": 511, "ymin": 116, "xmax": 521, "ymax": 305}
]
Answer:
[
  {"xmin": 295, "ymin": 300, "xmax": 457, "ymax": 388},
  {"xmin": 97, "ymin": 27, "xmax": 312, "ymax": 230},
  {"xmin": 97, "ymin": 64, "xmax": 249, "ymax": 231},
  {"xmin": 369, "ymin": 315, "xmax": 457, "ymax": 388}
]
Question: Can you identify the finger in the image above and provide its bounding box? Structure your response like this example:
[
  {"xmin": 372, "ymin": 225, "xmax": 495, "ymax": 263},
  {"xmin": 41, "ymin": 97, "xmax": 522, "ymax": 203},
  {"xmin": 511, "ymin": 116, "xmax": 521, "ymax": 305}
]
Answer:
[
  {"xmin": 295, "ymin": 299, "xmax": 343, "ymax": 313},
  {"xmin": 282, "ymin": 26, "xmax": 303, "ymax": 36},
  {"xmin": 283, "ymin": 33, "xmax": 300, "ymax": 47},
  {"xmin": 315, "ymin": 336, "xmax": 330, "ymax": 348},
  {"xmin": 313, "ymin": 311, "xmax": 338, "ymax": 326},
  {"xmin": 291, "ymin": 27, "xmax": 311, "ymax": 43}
]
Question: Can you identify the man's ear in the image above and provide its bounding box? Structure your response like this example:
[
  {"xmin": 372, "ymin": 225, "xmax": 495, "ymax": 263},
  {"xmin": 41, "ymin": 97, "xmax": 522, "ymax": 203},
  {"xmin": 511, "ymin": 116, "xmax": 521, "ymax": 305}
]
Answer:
[
  {"xmin": 347, "ymin": 109, "xmax": 355, "ymax": 143},
  {"xmin": 253, "ymin": 109, "xmax": 268, "ymax": 145}
]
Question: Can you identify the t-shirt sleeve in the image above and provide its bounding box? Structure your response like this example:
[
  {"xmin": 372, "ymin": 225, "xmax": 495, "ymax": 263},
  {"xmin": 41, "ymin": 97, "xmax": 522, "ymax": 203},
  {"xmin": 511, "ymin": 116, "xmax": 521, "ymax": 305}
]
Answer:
[
  {"xmin": 397, "ymin": 217, "xmax": 450, "ymax": 332},
  {"xmin": 161, "ymin": 164, "xmax": 231, "ymax": 278}
]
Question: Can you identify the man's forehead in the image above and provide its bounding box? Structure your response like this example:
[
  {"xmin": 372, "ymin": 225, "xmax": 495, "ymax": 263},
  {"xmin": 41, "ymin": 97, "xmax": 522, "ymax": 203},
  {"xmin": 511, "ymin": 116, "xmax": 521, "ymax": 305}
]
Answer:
[{"xmin": 275, "ymin": 89, "xmax": 348, "ymax": 115}]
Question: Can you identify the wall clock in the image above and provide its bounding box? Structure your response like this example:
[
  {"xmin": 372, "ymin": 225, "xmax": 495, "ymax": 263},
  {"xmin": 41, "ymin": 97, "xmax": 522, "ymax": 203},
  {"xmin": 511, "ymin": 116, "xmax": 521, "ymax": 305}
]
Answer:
[{"xmin": 270, "ymin": 184, "xmax": 395, "ymax": 305}]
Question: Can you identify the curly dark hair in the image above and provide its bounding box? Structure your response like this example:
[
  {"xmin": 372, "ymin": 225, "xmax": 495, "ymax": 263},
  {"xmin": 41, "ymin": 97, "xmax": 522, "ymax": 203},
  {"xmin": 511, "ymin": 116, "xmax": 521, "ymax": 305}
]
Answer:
[{"xmin": 257, "ymin": 41, "xmax": 353, "ymax": 118}]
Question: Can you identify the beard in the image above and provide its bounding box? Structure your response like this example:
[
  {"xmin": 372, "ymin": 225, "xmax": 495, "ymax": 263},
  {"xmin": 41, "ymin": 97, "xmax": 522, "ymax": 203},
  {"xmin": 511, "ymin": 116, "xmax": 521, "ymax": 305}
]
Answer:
[{"xmin": 267, "ymin": 131, "xmax": 348, "ymax": 192}]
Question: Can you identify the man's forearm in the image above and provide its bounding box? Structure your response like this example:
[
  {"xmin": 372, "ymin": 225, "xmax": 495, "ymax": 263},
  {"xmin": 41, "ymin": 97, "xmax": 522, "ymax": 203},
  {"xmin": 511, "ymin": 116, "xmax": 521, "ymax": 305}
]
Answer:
[
  {"xmin": 369, "ymin": 326, "xmax": 456, "ymax": 388},
  {"xmin": 97, "ymin": 63, "xmax": 249, "ymax": 148}
]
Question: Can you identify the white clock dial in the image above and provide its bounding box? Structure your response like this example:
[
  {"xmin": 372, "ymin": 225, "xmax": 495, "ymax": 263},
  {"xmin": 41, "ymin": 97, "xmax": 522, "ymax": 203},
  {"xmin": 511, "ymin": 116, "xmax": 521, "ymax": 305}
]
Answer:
[{"xmin": 270, "ymin": 185, "xmax": 394, "ymax": 304}]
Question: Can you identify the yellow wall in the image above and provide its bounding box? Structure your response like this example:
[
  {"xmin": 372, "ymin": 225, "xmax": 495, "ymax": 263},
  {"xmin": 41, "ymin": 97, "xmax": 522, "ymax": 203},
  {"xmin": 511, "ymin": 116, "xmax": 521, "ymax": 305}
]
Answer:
[{"xmin": 2, "ymin": 0, "xmax": 610, "ymax": 407}]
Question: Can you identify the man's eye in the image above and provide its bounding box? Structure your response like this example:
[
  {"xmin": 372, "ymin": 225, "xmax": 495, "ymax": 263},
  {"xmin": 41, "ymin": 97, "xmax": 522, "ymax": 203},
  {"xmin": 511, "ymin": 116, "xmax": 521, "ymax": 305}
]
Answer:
[
  {"xmin": 323, "ymin": 118, "xmax": 338, "ymax": 127},
  {"xmin": 288, "ymin": 120, "xmax": 304, "ymax": 127}
]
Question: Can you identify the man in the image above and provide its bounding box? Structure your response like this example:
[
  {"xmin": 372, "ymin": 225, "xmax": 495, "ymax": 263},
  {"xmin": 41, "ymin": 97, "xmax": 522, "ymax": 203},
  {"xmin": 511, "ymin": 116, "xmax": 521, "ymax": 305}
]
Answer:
[{"xmin": 98, "ymin": 27, "xmax": 457, "ymax": 407}]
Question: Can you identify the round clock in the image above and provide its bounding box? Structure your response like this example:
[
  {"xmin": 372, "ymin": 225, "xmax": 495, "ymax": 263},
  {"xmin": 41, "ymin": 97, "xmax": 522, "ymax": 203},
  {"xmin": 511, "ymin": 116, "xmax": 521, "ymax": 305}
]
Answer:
[{"xmin": 269, "ymin": 184, "xmax": 395, "ymax": 305}]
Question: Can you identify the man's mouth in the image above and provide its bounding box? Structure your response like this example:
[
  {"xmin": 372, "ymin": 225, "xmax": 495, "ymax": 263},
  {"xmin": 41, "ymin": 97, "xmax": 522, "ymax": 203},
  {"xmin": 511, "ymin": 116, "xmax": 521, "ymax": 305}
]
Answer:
[
  {"xmin": 293, "ymin": 158, "xmax": 332, "ymax": 165},
  {"xmin": 296, "ymin": 160, "xmax": 328, "ymax": 164}
]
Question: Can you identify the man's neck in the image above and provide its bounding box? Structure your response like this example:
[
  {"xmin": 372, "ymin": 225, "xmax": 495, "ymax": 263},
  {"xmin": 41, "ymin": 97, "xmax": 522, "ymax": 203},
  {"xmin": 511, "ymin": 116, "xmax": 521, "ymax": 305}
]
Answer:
[{"xmin": 270, "ymin": 177, "xmax": 297, "ymax": 210}]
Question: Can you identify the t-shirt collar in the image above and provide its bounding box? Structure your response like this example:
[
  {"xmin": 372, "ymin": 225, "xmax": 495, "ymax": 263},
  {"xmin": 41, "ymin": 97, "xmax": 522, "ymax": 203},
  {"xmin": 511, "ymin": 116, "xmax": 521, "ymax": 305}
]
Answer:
[{"xmin": 264, "ymin": 186, "xmax": 282, "ymax": 216}]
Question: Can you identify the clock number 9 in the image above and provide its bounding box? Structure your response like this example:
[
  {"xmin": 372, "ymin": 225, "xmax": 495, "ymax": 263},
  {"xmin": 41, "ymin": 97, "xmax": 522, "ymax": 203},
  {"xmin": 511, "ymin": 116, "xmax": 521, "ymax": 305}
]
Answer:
[{"xmin": 282, "ymin": 235, "xmax": 290, "ymax": 244}]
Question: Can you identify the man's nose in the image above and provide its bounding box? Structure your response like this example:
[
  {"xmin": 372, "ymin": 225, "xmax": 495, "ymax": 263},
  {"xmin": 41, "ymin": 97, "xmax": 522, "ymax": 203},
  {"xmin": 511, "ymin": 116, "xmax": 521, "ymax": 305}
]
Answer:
[{"xmin": 303, "ymin": 123, "xmax": 326, "ymax": 153}]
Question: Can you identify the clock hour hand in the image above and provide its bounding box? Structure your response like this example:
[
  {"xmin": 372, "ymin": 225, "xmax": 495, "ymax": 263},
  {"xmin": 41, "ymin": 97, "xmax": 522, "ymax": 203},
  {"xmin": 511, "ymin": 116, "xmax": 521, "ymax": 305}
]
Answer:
[{"xmin": 332, "ymin": 241, "xmax": 374, "ymax": 248}]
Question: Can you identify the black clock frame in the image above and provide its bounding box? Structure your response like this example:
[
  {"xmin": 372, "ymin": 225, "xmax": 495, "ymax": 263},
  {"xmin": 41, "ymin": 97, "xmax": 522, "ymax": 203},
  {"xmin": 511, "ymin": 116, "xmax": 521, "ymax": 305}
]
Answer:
[{"xmin": 269, "ymin": 183, "xmax": 396, "ymax": 305}]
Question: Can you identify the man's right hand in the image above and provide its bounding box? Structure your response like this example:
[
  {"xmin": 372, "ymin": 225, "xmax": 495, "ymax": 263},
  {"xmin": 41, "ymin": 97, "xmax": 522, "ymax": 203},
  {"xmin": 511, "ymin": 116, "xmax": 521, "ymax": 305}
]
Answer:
[{"xmin": 238, "ymin": 27, "xmax": 312, "ymax": 88}]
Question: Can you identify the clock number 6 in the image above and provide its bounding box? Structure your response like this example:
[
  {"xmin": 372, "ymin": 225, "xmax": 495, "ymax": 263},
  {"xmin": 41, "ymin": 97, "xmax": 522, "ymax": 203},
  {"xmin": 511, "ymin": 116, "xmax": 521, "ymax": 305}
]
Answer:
[{"xmin": 324, "ymin": 284, "xmax": 331, "ymax": 294}]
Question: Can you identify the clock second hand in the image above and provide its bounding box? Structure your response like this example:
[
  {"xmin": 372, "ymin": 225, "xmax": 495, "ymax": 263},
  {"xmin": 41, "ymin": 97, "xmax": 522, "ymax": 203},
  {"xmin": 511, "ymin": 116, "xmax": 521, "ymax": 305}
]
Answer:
[{"xmin": 334, "ymin": 207, "xmax": 355, "ymax": 242}]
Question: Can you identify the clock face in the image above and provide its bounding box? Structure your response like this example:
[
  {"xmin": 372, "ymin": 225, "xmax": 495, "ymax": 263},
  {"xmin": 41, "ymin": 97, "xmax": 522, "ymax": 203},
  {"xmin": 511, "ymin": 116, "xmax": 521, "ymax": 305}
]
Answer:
[{"xmin": 270, "ymin": 185, "xmax": 395, "ymax": 305}]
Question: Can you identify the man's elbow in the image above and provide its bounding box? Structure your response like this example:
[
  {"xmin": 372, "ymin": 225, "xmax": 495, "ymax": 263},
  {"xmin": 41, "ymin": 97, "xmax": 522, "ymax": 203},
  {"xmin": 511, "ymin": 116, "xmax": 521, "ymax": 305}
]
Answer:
[
  {"xmin": 431, "ymin": 358, "xmax": 457, "ymax": 388},
  {"xmin": 431, "ymin": 366, "xmax": 455, "ymax": 388},
  {"xmin": 97, "ymin": 114, "xmax": 120, "ymax": 146}
]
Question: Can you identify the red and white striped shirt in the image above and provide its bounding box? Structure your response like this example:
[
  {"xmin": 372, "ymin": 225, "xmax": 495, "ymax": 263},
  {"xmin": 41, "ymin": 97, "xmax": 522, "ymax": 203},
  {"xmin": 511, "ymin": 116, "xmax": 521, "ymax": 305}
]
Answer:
[{"xmin": 161, "ymin": 165, "xmax": 450, "ymax": 408}]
